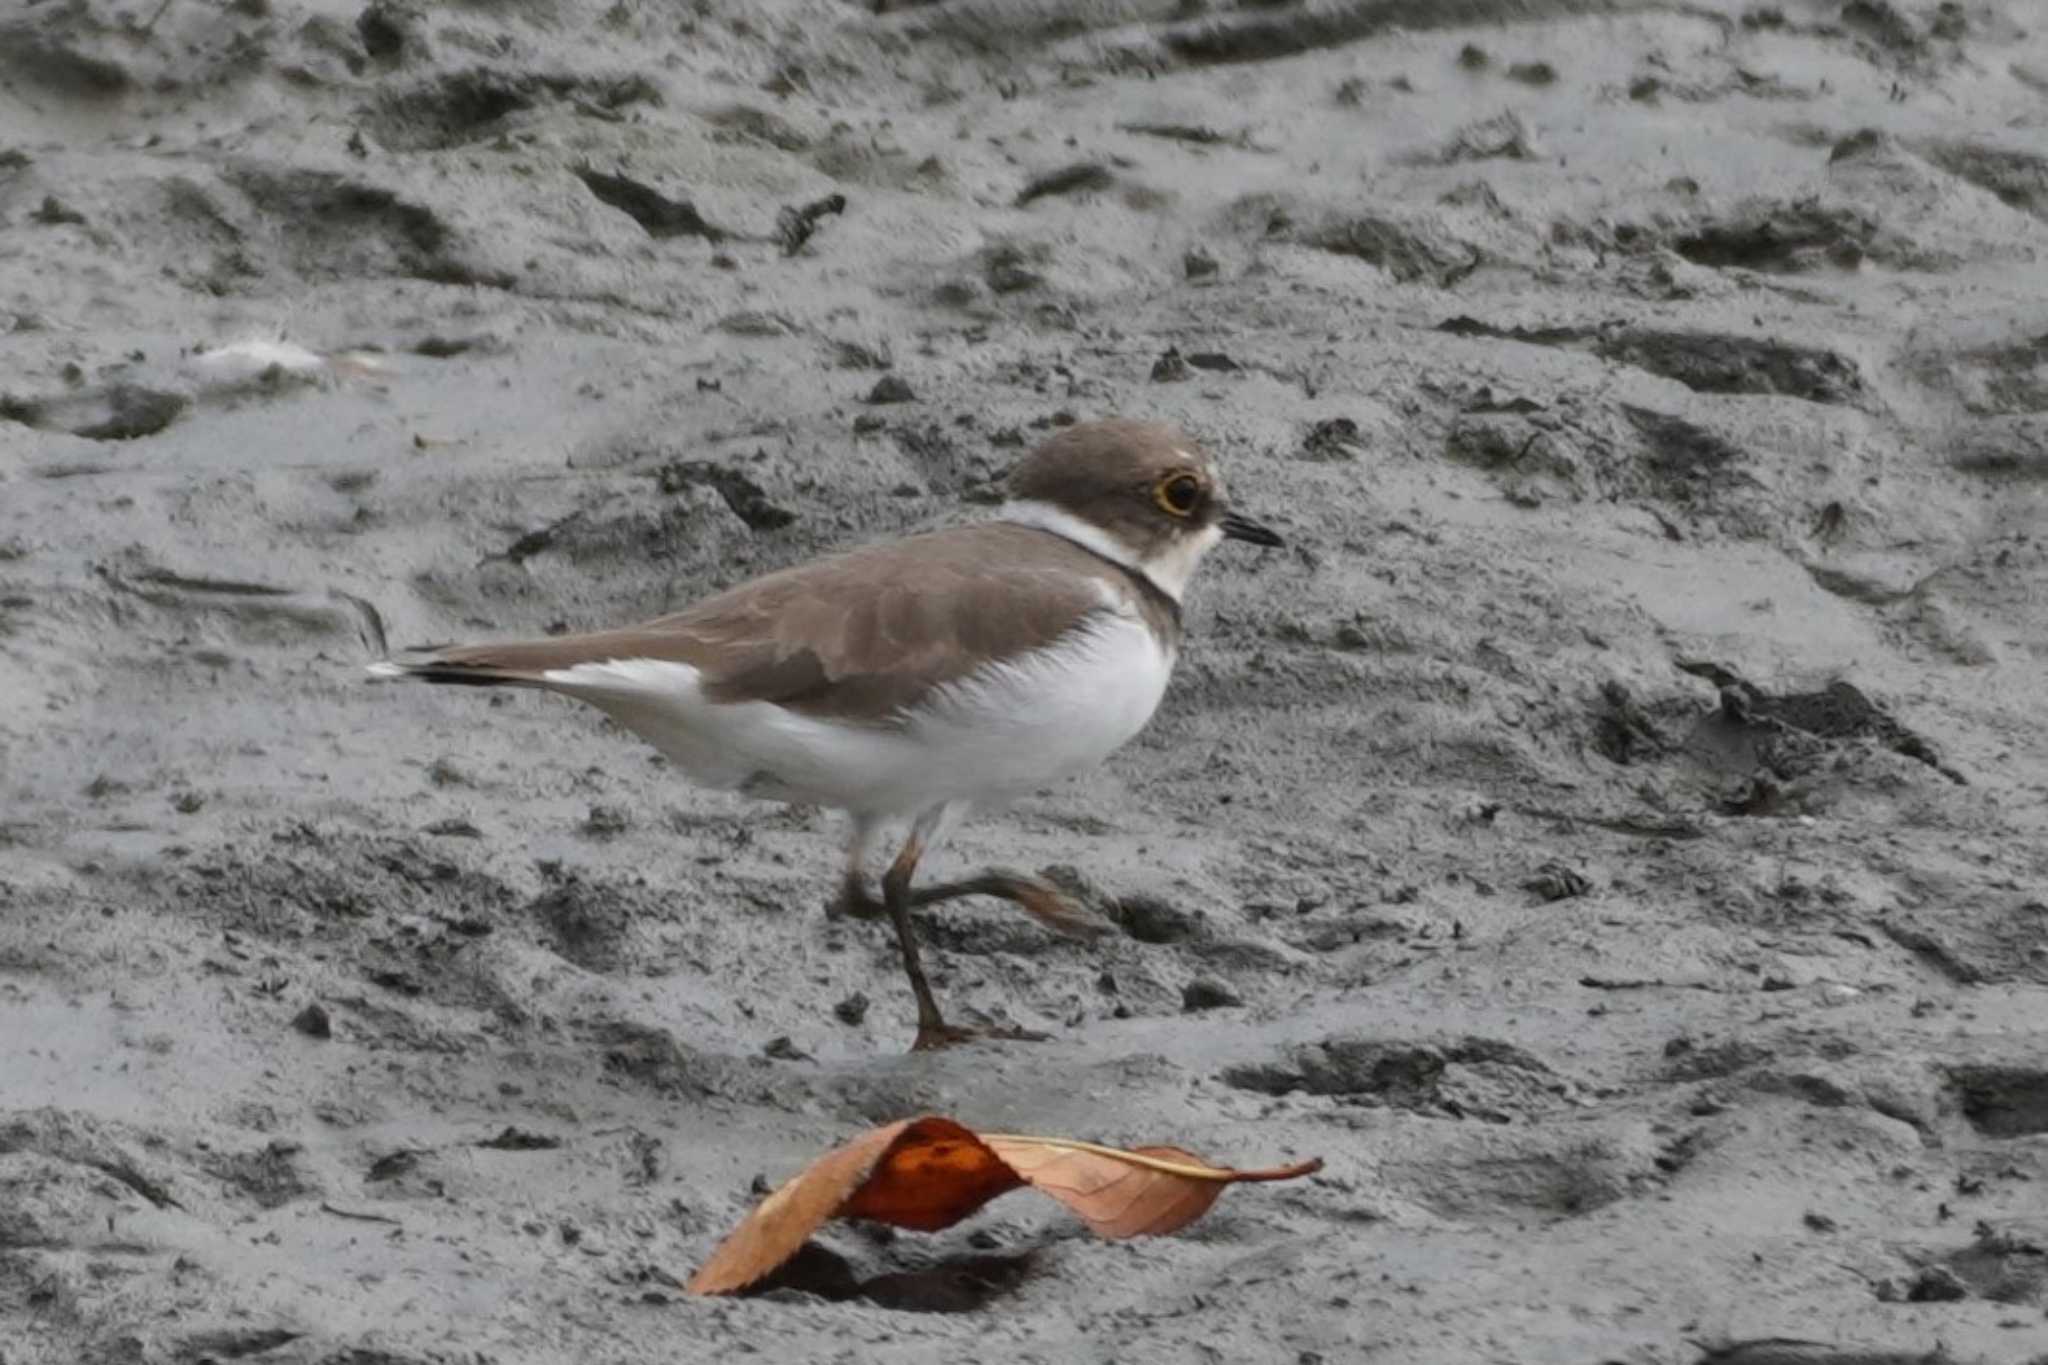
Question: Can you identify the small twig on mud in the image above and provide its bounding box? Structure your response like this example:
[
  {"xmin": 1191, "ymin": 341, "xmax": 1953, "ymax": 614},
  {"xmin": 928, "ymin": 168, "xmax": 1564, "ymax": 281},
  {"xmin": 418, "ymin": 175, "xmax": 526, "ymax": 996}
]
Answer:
[
  {"xmin": 776, "ymin": 193, "xmax": 847, "ymax": 256},
  {"xmin": 330, "ymin": 590, "xmax": 389, "ymax": 659},
  {"xmin": 1015, "ymin": 162, "xmax": 1114, "ymax": 207},
  {"xmin": 1578, "ymin": 975, "xmax": 1718, "ymax": 992},
  {"xmin": 321, "ymin": 1202, "xmax": 402, "ymax": 1226},
  {"xmin": 1513, "ymin": 805, "xmax": 1707, "ymax": 841},
  {"xmin": 571, "ymin": 97, "xmax": 626, "ymax": 123}
]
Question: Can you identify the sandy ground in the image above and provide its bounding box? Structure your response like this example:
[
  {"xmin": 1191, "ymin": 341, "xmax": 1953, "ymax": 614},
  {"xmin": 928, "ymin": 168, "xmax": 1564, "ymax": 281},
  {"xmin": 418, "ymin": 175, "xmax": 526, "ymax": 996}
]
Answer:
[{"xmin": 5, "ymin": 0, "xmax": 2048, "ymax": 1360}]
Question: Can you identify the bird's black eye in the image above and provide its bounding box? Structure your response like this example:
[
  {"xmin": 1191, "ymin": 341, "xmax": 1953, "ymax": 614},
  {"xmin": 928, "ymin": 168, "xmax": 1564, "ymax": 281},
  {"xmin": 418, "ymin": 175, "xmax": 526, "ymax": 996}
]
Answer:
[{"xmin": 1155, "ymin": 473, "xmax": 1202, "ymax": 517}]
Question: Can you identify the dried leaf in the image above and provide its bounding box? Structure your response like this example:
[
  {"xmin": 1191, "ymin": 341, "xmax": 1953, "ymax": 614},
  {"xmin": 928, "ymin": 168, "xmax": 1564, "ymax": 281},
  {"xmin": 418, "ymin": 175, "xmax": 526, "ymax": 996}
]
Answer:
[
  {"xmin": 686, "ymin": 1115, "xmax": 1321, "ymax": 1295},
  {"xmin": 687, "ymin": 1117, "xmax": 1018, "ymax": 1294},
  {"xmin": 836, "ymin": 1122, "xmax": 1024, "ymax": 1231},
  {"xmin": 983, "ymin": 1134, "xmax": 1322, "ymax": 1237}
]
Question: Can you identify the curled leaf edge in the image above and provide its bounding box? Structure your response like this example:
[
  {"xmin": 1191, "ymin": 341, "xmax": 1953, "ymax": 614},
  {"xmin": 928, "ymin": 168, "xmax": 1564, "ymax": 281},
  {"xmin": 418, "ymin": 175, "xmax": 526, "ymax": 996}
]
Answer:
[{"xmin": 979, "ymin": 1133, "xmax": 1324, "ymax": 1184}]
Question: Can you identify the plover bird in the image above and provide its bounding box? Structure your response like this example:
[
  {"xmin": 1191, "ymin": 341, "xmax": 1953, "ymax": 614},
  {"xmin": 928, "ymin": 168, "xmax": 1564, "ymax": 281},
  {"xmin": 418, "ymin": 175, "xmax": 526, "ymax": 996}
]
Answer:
[{"xmin": 368, "ymin": 419, "xmax": 1282, "ymax": 1049}]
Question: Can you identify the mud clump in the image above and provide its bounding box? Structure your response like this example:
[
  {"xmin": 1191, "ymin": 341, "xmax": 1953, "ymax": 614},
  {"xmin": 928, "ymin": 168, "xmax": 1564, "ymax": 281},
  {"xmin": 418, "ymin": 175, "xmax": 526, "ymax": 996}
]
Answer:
[
  {"xmin": 1014, "ymin": 163, "xmax": 1114, "ymax": 208},
  {"xmin": 1621, "ymin": 403, "xmax": 1747, "ymax": 491},
  {"xmin": 1916, "ymin": 139, "xmax": 2048, "ymax": 220},
  {"xmin": 202, "ymin": 1141, "xmax": 318, "ymax": 1210},
  {"xmin": 1222, "ymin": 1034, "xmax": 1569, "ymax": 1122},
  {"xmin": 1949, "ymin": 1064, "xmax": 2048, "ymax": 1138},
  {"xmin": 1225, "ymin": 1037, "xmax": 1451, "ymax": 1101},
  {"xmin": 223, "ymin": 165, "xmax": 507, "ymax": 285},
  {"xmin": 591, "ymin": 1021, "xmax": 749, "ymax": 1102},
  {"xmin": 1155, "ymin": 1, "xmax": 1601, "ymax": 68},
  {"xmin": 363, "ymin": 71, "xmax": 662, "ymax": 152},
  {"xmin": 0, "ymin": 11, "xmax": 133, "ymax": 96},
  {"xmin": 1437, "ymin": 316, "xmax": 1866, "ymax": 403},
  {"xmin": 573, "ymin": 166, "xmax": 726, "ymax": 240},
  {"xmin": 653, "ymin": 460, "xmax": 797, "ymax": 531},
  {"xmin": 1677, "ymin": 665, "xmax": 1963, "ymax": 787},
  {"xmin": 1950, "ymin": 416, "xmax": 2048, "ymax": 478},
  {"xmin": 1, "ymin": 384, "xmax": 187, "ymax": 440},
  {"xmin": 529, "ymin": 880, "xmax": 640, "ymax": 974},
  {"xmin": 357, "ymin": 1, "xmax": 424, "ymax": 64},
  {"xmin": 1589, "ymin": 680, "xmax": 1676, "ymax": 765},
  {"xmin": 1307, "ymin": 210, "xmax": 1480, "ymax": 285},
  {"xmin": 1600, "ymin": 331, "xmax": 1864, "ymax": 404},
  {"xmin": 365, "ymin": 69, "xmax": 539, "ymax": 151},
  {"xmin": 1672, "ymin": 199, "xmax": 1885, "ymax": 273}
]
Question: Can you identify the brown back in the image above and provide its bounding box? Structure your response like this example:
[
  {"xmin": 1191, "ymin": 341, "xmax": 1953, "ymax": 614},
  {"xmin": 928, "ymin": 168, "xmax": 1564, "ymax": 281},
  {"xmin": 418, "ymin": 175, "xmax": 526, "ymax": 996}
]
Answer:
[{"xmin": 416, "ymin": 523, "xmax": 1182, "ymax": 724}]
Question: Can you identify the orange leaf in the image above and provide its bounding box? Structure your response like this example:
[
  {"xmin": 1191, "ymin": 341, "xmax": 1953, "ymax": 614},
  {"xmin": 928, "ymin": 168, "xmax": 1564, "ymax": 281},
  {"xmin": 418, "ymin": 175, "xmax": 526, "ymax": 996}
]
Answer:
[
  {"xmin": 686, "ymin": 1116, "xmax": 1021, "ymax": 1295},
  {"xmin": 836, "ymin": 1126, "xmax": 1024, "ymax": 1231},
  {"xmin": 686, "ymin": 1116, "xmax": 1322, "ymax": 1295},
  {"xmin": 983, "ymin": 1134, "xmax": 1323, "ymax": 1237}
]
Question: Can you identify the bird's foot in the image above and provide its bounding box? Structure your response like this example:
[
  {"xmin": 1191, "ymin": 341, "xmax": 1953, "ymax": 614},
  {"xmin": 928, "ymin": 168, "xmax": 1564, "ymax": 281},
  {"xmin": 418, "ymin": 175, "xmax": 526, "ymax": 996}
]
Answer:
[
  {"xmin": 910, "ymin": 1019, "xmax": 1052, "ymax": 1052},
  {"xmin": 910, "ymin": 871, "xmax": 1111, "ymax": 939}
]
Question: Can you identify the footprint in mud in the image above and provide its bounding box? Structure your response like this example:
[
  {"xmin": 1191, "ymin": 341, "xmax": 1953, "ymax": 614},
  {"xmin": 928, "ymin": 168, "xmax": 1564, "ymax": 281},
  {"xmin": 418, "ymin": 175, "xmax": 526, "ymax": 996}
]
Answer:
[
  {"xmin": 2, "ymin": 383, "xmax": 187, "ymax": 440},
  {"xmin": 1948, "ymin": 1062, "xmax": 2048, "ymax": 1138}
]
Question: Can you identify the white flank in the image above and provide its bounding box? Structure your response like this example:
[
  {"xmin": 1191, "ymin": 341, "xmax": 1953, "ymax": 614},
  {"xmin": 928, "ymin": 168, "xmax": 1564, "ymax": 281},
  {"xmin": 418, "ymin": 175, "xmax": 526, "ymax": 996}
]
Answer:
[
  {"xmin": 528, "ymin": 613, "xmax": 1174, "ymax": 816},
  {"xmin": 364, "ymin": 661, "xmax": 406, "ymax": 680},
  {"xmin": 906, "ymin": 609, "xmax": 1174, "ymax": 799}
]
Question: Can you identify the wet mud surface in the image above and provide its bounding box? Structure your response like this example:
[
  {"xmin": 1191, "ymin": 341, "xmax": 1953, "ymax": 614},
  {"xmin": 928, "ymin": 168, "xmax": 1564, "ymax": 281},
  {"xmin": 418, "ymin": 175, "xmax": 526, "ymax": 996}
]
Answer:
[{"xmin": 4, "ymin": 0, "xmax": 2048, "ymax": 1360}]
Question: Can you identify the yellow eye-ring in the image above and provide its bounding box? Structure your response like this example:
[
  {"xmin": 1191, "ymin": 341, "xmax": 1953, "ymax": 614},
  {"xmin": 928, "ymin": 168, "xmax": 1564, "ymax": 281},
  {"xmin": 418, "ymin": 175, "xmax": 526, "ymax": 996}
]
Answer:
[{"xmin": 1155, "ymin": 473, "xmax": 1202, "ymax": 517}]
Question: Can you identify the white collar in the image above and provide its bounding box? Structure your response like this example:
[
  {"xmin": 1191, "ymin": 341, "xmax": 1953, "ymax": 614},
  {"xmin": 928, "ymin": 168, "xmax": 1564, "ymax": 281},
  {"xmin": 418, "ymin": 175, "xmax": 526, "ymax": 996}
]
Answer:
[{"xmin": 999, "ymin": 498, "xmax": 1219, "ymax": 602}]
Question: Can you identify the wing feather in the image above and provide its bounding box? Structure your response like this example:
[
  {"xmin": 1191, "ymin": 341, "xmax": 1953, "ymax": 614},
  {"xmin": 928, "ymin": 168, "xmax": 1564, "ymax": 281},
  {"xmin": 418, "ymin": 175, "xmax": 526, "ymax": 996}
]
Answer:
[{"xmin": 391, "ymin": 524, "xmax": 1145, "ymax": 725}]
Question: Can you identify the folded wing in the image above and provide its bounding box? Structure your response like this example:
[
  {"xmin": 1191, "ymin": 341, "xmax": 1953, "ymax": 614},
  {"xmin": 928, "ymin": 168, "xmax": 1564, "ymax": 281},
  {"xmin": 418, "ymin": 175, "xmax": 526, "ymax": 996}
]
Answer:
[{"xmin": 372, "ymin": 524, "xmax": 1128, "ymax": 726}]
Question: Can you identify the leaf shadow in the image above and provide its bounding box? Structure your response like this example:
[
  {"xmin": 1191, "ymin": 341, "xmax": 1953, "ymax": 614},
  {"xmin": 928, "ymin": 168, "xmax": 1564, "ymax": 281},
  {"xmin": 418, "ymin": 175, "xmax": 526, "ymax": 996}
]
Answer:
[{"xmin": 751, "ymin": 1240, "xmax": 1039, "ymax": 1314}]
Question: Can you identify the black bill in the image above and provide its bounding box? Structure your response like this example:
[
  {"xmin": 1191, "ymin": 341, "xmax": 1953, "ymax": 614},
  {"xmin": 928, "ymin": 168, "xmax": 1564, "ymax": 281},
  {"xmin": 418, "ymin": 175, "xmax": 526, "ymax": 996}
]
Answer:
[{"xmin": 1220, "ymin": 509, "xmax": 1284, "ymax": 548}]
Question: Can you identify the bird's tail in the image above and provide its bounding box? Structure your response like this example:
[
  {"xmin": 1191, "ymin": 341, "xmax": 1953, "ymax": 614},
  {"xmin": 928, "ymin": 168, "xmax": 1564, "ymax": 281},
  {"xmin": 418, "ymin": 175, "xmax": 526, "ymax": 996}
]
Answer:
[
  {"xmin": 363, "ymin": 654, "xmax": 553, "ymax": 689},
  {"xmin": 365, "ymin": 631, "xmax": 681, "ymax": 692}
]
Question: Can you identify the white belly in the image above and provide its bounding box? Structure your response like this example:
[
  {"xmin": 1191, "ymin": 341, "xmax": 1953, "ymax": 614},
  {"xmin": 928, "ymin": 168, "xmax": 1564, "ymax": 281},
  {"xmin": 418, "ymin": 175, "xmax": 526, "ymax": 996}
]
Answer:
[{"xmin": 539, "ymin": 612, "xmax": 1174, "ymax": 816}]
